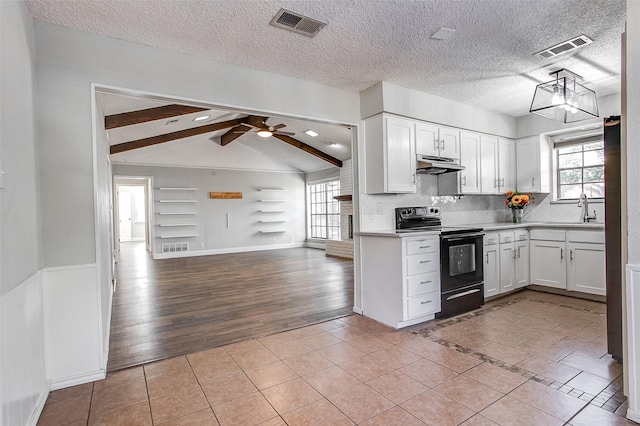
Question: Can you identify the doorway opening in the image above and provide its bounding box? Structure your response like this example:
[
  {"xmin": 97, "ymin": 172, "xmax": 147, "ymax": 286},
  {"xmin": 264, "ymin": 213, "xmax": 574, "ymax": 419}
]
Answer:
[{"xmin": 114, "ymin": 176, "xmax": 153, "ymax": 262}]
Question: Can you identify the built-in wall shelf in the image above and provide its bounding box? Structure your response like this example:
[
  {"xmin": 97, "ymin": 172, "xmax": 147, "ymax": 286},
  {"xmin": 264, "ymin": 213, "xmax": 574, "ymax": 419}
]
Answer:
[
  {"xmin": 158, "ymin": 212, "xmax": 197, "ymax": 215},
  {"xmin": 157, "ymin": 187, "xmax": 197, "ymax": 191},
  {"xmin": 259, "ymin": 230, "xmax": 286, "ymax": 234},
  {"xmin": 158, "ymin": 223, "xmax": 197, "ymax": 227},
  {"xmin": 158, "ymin": 200, "xmax": 198, "ymax": 203},
  {"xmin": 257, "ymin": 188, "xmax": 286, "ymax": 192},
  {"xmin": 159, "ymin": 234, "xmax": 198, "ymax": 239},
  {"xmin": 257, "ymin": 210, "xmax": 286, "ymax": 213},
  {"xmin": 334, "ymin": 194, "xmax": 353, "ymax": 202},
  {"xmin": 258, "ymin": 220, "xmax": 286, "ymax": 223},
  {"xmin": 258, "ymin": 200, "xmax": 286, "ymax": 203}
]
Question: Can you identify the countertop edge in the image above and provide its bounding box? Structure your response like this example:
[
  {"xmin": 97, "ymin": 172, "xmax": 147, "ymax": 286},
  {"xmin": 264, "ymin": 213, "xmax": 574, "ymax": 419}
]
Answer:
[{"xmin": 357, "ymin": 222, "xmax": 604, "ymax": 237}]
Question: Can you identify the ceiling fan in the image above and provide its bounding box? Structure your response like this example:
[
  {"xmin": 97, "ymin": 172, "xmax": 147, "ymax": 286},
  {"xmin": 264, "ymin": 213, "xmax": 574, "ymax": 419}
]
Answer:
[{"xmin": 235, "ymin": 118, "xmax": 295, "ymax": 138}]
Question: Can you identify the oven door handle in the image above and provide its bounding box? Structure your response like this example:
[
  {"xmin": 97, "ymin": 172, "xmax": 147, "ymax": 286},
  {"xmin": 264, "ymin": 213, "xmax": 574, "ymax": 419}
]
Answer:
[
  {"xmin": 440, "ymin": 232, "xmax": 485, "ymax": 241},
  {"xmin": 446, "ymin": 288, "xmax": 481, "ymax": 300}
]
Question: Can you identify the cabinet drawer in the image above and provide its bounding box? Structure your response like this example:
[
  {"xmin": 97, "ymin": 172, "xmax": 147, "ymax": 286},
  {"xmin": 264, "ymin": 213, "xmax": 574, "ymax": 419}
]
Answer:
[
  {"xmin": 406, "ymin": 252, "xmax": 439, "ymax": 275},
  {"xmin": 407, "ymin": 272, "xmax": 440, "ymax": 297},
  {"xmin": 406, "ymin": 238, "xmax": 439, "ymax": 255},
  {"xmin": 407, "ymin": 291, "xmax": 441, "ymax": 318},
  {"xmin": 499, "ymin": 231, "xmax": 515, "ymax": 244},
  {"xmin": 484, "ymin": 232, "xmax": 499, "ymax": 246},
  {"xmin": 530, "ymin": 229, "xmax": 566, "ymax": 242},
  {"xmin": 567, "ymin": 230, "xmax": 604, "ymax": 244},
  {"xmin": 515, "ymin": 230, "xmax": 529, "ymax": 241}
]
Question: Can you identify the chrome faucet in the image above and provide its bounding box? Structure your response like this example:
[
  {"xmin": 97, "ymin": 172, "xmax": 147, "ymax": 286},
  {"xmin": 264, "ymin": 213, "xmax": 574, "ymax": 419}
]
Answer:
[{"xmin": 578, "ymin": 193, "xmax": 597, "ymax": 222}]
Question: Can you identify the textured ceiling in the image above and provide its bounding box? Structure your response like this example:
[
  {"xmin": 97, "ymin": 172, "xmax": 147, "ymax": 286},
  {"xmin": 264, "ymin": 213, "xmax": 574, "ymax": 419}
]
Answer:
[{"xmin": 27, "ymin": 0, "xmax": 625, "ymax": 118}]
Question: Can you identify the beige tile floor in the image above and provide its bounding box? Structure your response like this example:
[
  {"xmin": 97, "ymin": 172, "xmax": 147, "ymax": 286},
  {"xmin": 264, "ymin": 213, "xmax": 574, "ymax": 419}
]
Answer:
[{"xmin": 37, "ymin": 290, "xmax": 635, "ymax": 426}]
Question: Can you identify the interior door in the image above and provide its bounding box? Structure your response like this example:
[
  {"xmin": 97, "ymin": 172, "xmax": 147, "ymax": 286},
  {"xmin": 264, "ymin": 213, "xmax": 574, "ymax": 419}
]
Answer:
[{"xmin": 118, "ymin": 189, "xmax": 132, "ymax": 243}]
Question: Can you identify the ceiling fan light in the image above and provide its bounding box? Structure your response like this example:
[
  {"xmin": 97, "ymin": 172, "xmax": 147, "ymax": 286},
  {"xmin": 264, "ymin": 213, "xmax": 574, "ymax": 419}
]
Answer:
[{"xmin": 257, "ymin": 130, "xmax": 273, "ymax": 138}]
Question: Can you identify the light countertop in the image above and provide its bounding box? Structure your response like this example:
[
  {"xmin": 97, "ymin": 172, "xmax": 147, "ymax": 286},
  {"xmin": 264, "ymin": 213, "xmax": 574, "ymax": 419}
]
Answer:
[{"xmin": 356, "ymin": 221, "xmax": 604, "ymax": 237}]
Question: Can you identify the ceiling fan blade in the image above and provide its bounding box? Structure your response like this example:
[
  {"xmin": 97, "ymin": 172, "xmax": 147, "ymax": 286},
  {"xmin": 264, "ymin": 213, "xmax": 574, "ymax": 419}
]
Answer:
[
  {"xmin": 274, "ymin": 131, "xmax": 295, "ymax": 136},
  {"xmin": 221, "ymin": 125, "xmax": 250, "ymax": 146},
  {"xmin": 271, "ymin": 123, "xmax": 287, "ymax": 130}
]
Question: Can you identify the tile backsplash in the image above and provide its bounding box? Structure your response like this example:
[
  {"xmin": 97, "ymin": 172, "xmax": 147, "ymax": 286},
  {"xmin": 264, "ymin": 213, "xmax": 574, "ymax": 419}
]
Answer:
[{"xmin": 359, "ymin": 174, "xmax": 605, "ymax": 231}]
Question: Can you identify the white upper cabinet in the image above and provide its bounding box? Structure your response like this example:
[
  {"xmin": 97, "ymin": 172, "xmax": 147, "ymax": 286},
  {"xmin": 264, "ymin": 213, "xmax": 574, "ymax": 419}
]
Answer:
[
  {"xmin": 499, "ymin": 138, "xmax": 517, "ymax": 192},
  {"xmin": 364, "ymin": 114, "xmax": 416, "ymax": 194},
  {"xmin": 516, "ymin": 135, "xmax": 551, "ymax": 193},
  {"xmin": 459, "ymin": 132, "xmax": 481, "ymax": 193},
  {"xmin": 416, "ymin": 122, "xmax": 460, "ymax": 161},
  {"xmin": 480, "ymin": 135, "xmax": 499, "ymax": 194},
  {"xmin": 480, "ymin": 135, "xmax": 516, "ymax": 194}
]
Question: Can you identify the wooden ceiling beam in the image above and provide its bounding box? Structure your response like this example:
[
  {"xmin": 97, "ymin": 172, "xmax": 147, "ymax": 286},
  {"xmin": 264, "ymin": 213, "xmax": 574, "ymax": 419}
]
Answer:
[
  {"xmin": 221, "ymin": 125, "xmax": 250, "ymax": 146},
  {"xmin": 110, "ymin": 117, "xmax": 248, "ymax": 155},
  {"xmin": 105, "ymin": 104, "xmax": 209, "ymax": 129},
  {"xmin": 272, "ymin": 134, "xmax": 343, "ymax": 168}
]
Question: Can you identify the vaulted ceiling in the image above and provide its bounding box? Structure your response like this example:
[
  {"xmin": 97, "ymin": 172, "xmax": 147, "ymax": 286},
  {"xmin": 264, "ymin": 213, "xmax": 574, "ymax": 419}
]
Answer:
[{"xmin": 29, "ymin": 0, "xmax": 626, "ymax": 172}]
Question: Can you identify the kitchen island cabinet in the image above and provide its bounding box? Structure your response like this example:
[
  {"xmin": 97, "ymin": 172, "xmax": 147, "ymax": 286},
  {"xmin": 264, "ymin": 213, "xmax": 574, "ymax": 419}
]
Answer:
[{"xmin": 359, "ymin": 232, "xmax": 441, "ymax": 328}]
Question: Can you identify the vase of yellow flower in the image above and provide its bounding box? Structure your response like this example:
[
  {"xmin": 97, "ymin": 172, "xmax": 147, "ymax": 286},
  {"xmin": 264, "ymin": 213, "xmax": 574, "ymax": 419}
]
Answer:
[{"xmin": 505, "ymin": 191, "xmax": 531, "ymax": 223}]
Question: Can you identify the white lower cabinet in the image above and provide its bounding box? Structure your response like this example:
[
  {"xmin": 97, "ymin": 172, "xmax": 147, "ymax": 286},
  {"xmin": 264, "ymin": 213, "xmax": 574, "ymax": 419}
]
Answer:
[
  {"xmin": 515, "ymin": 235, "xmax": 530, "ymax": 288},
  {"xmin": 529, "ymin": 229, "xmax": 605, "ymax": 295},
  {"xmin": 483, "ymin": 233, "xmax": 500, "ymax": 298},
  {"xmin": 361, "ymin": 234, "xmax": 441, "ymax": 328},
  {"xmin": 484, "ymin": 230, "xmax": 528, "ymax": 298}
]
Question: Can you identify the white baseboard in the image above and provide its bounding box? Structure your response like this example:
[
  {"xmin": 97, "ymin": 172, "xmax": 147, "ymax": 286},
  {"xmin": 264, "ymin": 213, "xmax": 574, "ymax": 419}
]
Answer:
[
  {"xmin": 153, "ymin": 242, "xmax": 305, "ymax": 259},
  {"xmin": 627, "ymin": 409, "xmax": 640, "ymax": 423},
  {"xmin": 26, "ymin": 387, "xmax": 49, "ymax": 426},
  {"xmin": 352, "ymin": 307, "xmax": 363, "ymax": 314},
  {"xmin": 50, "ymin": 369, "xmax": 106, "ymax": 391}
]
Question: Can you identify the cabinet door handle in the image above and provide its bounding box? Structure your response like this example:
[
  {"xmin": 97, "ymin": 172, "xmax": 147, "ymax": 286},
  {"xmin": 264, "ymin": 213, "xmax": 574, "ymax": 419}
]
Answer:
[
  {"xmin": 517, "ymin": 247, "xmax": 521, "ymax": 258},
  {"xmin": 570, "ymin": 249, "xmax": 573, "ymax": 262},
  {"xmin": 560, "ymin": 248, "xmax": 564, "ymax": 260},
  {"xmin": 420, "ymin": 280, "xmax": 433, "ymax": 285},
  {"xmin": 462, "ymin": 175, "xmax": 467, "ymax": 186},
  {"xmin": 434, "ymin": 140, "xmax": 439, "ymax": 151},
  {"xmin": 412, "ymin": 173, "xmax": 416, "ymax": 184},
  {"xmin": 512, "ymin": 249, "xmax": 516, "ymax": 260},
  {"xmin": 495, "ymin": 178, "xmax": 499, "ymax": 188},
  {"xmin": 500, "ymin": 177, "xmax": 505, "ymax": 187},
  {"xmin": 440, "ymin": 140, "xmax": 445, "ymax": 150},
  {"xmin": 419, "ymin": 260, "xmax": 431, "ymax": 264},
  {"xmin": 486, "ymin": 253, "xmax": 489, "ymax": 264},
  {"xmin": 532, "ymin": 176, "xmax": 536, "ymax": 187},
  {"xmin": 420, "ymin": 300, "xmax": 433, "ymax": 305},
  {"xmin": 419, "ymin": 245, "xmax": 431, "ymax": 249}
]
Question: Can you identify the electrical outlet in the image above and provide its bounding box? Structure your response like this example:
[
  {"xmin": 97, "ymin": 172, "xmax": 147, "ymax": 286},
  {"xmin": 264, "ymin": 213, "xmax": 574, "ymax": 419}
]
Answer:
[{"xmin": 200, "ymin": 242, "xmax": 204, "ymax": 249}]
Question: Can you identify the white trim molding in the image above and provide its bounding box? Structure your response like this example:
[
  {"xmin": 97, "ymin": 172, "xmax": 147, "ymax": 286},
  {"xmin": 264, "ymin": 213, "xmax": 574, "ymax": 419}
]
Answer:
[{"xmin": 626, "ymin": 263, "xmax": 640, "ymax": 423}]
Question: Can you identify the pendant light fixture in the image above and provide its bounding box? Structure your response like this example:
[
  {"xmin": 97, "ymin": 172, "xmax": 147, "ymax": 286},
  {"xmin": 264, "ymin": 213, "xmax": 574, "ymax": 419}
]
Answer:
[{"xmin": 529, "ymin": 69, "xmax": 599, "ymax": 123}]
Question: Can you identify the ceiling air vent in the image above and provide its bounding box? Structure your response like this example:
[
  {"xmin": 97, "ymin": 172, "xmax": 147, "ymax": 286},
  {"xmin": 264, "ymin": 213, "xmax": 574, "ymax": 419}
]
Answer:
[
  {"xmin": 270, "ymin": 8, "xmax": 327, "ymax": 37},
  {"xmin": 534, "ymin": 34, "xmax": 593, "ymax": 59}
]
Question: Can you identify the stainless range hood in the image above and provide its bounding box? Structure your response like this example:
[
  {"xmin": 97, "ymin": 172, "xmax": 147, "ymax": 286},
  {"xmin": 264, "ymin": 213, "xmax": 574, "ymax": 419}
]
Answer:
[{"xmin": 416, "ymin": 155, "xmax": 465, "ymax": 175}]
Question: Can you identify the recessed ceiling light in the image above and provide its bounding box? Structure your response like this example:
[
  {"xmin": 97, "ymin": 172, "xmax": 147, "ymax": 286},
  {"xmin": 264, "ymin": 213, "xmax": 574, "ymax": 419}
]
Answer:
[
  {"xmin": 431, "ymin": 28, "xmax": 456, "ymax": 40},
  {"xmin": 324, "ymin": 141, "xmax": 337, "ymax": 147},
  {"xmin": 193, "ymin": 115, "xmax": 210, "ymax": 122},
  {"xmin": 304, "ymin": 129, "xmax": 319, "ymax": 137}
]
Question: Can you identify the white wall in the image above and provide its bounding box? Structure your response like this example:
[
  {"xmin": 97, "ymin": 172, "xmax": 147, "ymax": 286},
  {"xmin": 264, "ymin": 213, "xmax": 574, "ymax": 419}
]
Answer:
[
  {"xmin": 361, "ymin": 81, "xmax": 517, "ymax": 138},
  {"xmin": 113, "ymin": 164, "xmax": 307, "ymax": 257},
  {"xmin": 0, "ymin": 1, "xmax": 48, "ymax": 424},
  {"xmin": 625, "ymin": 1, "xmax": 640, "ymax": 422}
]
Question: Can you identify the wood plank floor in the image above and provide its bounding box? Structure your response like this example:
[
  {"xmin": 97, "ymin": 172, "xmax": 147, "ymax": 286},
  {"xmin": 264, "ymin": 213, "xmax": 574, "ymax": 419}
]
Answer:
[{"xmin": 107, "ymin": 242, "xmax": 354, "ymax": 371}]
